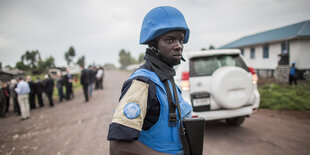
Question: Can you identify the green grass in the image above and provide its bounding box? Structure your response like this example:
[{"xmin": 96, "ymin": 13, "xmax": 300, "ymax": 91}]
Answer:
[
  {"xmin": 258, "ymin": 81, "xmax": 310, "ymax": 111},
  {"xmin": 52, "ymin": 77, "xmax": 82, "ymax": 99}
]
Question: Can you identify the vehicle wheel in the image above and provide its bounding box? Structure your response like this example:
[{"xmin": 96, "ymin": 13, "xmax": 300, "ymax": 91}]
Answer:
[
  {"xmin": 226, "ymin": 117, "xmax": 245, "ymax": 126},
  {"xmin": 303, "ymin": 70, "xmax": 310, "ymax": 80},
  {"xmin": 210, "ymin": 66, "xmax": 252, "ymax": 109}
]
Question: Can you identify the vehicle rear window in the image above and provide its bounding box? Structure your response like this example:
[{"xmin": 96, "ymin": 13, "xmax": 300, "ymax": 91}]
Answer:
[{"xmin": 189, "ymin": 54, "xmax": 248, "ymax": 77}]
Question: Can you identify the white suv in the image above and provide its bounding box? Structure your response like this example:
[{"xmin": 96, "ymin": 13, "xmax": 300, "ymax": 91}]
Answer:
[{"xmin": 175, "ymin": 49, "xmax": 260, "ymax": 126}]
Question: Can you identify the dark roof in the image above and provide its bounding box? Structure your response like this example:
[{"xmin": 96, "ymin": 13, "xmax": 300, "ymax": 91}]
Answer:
[
  {"xmin": 220, "ymin": 20, "xmax": 310, "ymax": 49},
  {"xmin": 0, "ymin": 69, "xmax": 25, "ymax": 75}
]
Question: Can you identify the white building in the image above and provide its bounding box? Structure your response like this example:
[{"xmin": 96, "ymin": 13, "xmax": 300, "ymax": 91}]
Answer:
[{"xmin": 220, "ymin": 20, "xmax": 310, "ymax": 80}]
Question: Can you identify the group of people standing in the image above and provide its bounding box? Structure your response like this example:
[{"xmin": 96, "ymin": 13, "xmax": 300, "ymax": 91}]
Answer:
[
  {"xmin": 0, "ymin": 70, "xmax": 77, "ymax": 120},
  {"xmin": 80, "ymin": 65, "xmax": 104, "ymax": 102},
  {"xmin": 0, "ymin": 74, "xmax": 54, "ymax": 120},
  {"xmin": 56, "ymin": 70, "xmax": 75, "ymax": 103}
]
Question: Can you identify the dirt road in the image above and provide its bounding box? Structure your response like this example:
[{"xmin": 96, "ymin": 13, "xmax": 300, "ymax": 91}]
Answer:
[{"xmin": 0, "ymin": 70, "xmax": 309, "ymax": 155}]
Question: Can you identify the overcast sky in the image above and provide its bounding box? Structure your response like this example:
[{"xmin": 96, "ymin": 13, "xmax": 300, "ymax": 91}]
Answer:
[{"xmin": 1, "ymin": 0, "xmax": 310, "ymax": 67}]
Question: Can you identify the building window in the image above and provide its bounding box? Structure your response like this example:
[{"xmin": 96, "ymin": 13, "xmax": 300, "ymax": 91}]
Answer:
[
  {"xmin": 240, "ymin": 48, "xmax": 244, "ymax": 56},
  {"xmin": 281, "ymin": 41, "xmax": 289, "ymax": 54},
  {"xmin": 250, "ymin": 47, "xmax": 255, "ymax": 59},
  {"xmin": 263, "ymin": 45, "xmax": 269, "ymax": 58}
]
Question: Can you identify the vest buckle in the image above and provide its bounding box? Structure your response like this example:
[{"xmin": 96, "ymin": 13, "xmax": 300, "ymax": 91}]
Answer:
[{"xmin": 169, "ymin": 113, "xmax": 177, "ymax": 127}]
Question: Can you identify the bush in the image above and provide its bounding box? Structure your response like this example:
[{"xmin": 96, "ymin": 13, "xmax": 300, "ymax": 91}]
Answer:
[{"xmin": 259, "ymin": 81, "xmax": 310, "ymax": 110}]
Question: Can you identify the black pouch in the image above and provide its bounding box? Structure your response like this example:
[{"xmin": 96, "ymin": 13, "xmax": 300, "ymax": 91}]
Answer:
[{"xmin": 183, "ymin": 117, "xmax": 205, "ymax": 155}]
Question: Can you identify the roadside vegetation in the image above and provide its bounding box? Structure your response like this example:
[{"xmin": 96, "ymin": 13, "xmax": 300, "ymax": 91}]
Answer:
[{"xmin": 258, "ymin": 80, "xmax": 310, "ymax": 111}]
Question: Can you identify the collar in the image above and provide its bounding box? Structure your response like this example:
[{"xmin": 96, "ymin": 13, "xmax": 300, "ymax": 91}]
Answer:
[{"xmin": 145, "ymin": 48, "xmax": 175, "ymax": 81}]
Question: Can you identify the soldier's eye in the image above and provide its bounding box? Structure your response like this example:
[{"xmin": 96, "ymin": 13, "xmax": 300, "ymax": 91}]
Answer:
[{"xmin": 166, "ymin": 39, "xmax": 173, "ymax": 43}]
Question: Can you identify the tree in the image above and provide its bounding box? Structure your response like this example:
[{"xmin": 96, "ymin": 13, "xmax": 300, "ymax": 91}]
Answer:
[
  {"xmin": 44, "ymin": 56, "xmax": 56, "ymax": 68},
  {"xmin": 37, "ymin": 56, "xmax": 56, "ymax": 73},
  {"xmin": 0, "ymin": 62, "xmax": 2, "ymax": 69},
  {"xmin": 137, "ymin": 53, "xmax": 145, "ymax": 63},
  {"xmin": 16, "ymin": 61, "xmax": 30, "ymax": 71},
  {"xmin": 14, "ymin": 50, "xmax": 55, "ymax": 74},
  {"xmin": 76, "ymin": 55, "xmax": 85, "ymax": 67},
  {"xmin": 65, "ymin": 46, "xmax": 76, "ymax": 65},
  {"xmin": 201, "ymin": 48, "xmax": 207, "ymax": 51},
  {"xmin": 4, "ymin": 65, "xmax": 13, "ymax": 70},
  {"xmin": 119, "ymin": 49, "xmax": 134, "ymax": 70},
  {"xmin": 209, "ymin": 45, "xmax": 215, "ymax": 50},
  {"xmin": 21, "ymin": 50, "xmax": 41, "ymax": 69}
]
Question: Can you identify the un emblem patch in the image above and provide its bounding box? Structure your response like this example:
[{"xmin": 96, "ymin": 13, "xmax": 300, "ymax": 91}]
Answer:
[{"xmin": 124, "ymin": 103, "xmax": 141, "ymax": 119}]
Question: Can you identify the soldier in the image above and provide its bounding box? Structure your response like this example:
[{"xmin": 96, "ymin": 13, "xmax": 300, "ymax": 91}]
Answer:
[{"xmin": 108, "ymin": 6, "xmax": 192, "ymax": 154}]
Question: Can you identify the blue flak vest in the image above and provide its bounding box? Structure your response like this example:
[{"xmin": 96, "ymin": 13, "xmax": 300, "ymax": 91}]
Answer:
[{"xmin": 130, "ymin": 69, "xmax": 192, "ymax": 155}]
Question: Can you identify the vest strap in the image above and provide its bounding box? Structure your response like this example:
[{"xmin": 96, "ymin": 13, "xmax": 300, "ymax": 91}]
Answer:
[
  {"xmin": 164, "ymin": 78, "xmax": 191, "ymax": 155},
  {"xmin": 171, "ymin": 78, "xmax": 191, "ymax": 155},
  {"xmin": 163, "ymin": 79, "xmax": 177, "ymax": 127}
]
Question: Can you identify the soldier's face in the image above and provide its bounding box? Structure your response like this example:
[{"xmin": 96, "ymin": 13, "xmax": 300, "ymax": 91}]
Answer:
[{"xmin": 157, "ymin": 31, "xmax": 184, "ymax": 66}]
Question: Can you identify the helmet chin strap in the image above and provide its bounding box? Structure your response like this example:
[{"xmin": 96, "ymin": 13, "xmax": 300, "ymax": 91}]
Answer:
[{"xmin": 181, "ymin": 56, "xmax": 186, "ymax": 62}]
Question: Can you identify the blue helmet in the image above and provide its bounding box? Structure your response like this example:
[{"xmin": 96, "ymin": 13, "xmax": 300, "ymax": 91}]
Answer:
[{"xmin": 139, "ymin": 6, "xmax": 190, "ymax": 44}]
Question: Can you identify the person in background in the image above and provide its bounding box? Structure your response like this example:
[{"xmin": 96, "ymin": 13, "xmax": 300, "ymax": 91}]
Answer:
[
  {"xmin": 68, "ymin": 74, "xmax": 74, "ymax": 99},
  {"xmin": 26, "ymin": 76, "xmax": 36, "ymax": 109},
  {"xmin": 10, "ymin": 79, "xmax": 20, "ymax": 115},
  {"xmin": 3, "ymin": 82, "xmax": 10, "ymax": 113},
  {"xmin": 64, "ymin": 69, "xmax": 70, "ymax": 100},
  {"xmin": 15, "ymin": 77, "xmax": 30, "ymax": 120},
  {"xmin": 56, "ymin": 72, "xmax": 64, "ymax": 103},
  {"xmin": 289, "ymin": 62, "xmax": 298, "ymax": 85},
  {"xmin": 88, "ymin": 65, "xmax": 95, "ymax": 98},
  {"xmin": 35, "ymin": 77, "xmax": 44, "ymax": 107},
  {"xmin": 94, "ymin": 66, "xmax": 99, "ymax": 90},
  {"xmin": 80, "ymin": 65, "xmax": 90, "ymax": 102},
  {"xmin": 0, "ymin": 81, "xmax": 6, "ymax": 118},
  {"xmin": 96, "ymin": 67, "xmax": 104, "ymax": 90},
  {"xmin": 44, "ymin": 74, "xmax": 55, "ymax": 107}
]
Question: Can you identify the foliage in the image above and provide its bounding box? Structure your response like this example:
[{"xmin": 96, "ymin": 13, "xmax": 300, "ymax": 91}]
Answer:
[
  {"xmin": 138, "ymin": 53, "xmax": 145, "ymax": 63},
  {"xmin": 37, "ymin": 56, "xmax": 56, "ymax": 73},
  {"xmin": 201, "ymin": 45, "xmax": 215, "ymax": 51},
  {"xmin": 209, "ymin": 45, "xmax": 215, "ymax": 50},
  {"xmin": 259, "ymin": 82, "xmax": 310, "ymax": 110},
  {"xmin": 64, "ymin": 46, "xmax": 76, "ymax": 65},
  {"xmin": 76, "ymin": 55, "xmax": 85, "ymax": 67},
  {"xmin": 15, "ymin": 50, "xmax": 55, "ymax": 74},
  {"xmin": 119, "ymin": 49, "xmax": 135, "ymax": 70},
  {"xmin": 16, "ymin": 61, "xmax": 30, "ymax": 71},
  {"xmin": 21, "ymin": 50, "xmax": 41, "ymax": 69},
  {"xmin": 118, "ymin": 49, "xmax": 145, "ymax": 70},
  {"xmin": 4, "ymin": 65, "xmax": 13, "ymax": 70}
]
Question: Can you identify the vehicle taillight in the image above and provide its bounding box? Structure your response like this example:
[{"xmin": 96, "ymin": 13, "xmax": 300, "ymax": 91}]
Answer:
[
  {"xmin": 182, "ymin": 72, "xmax": 189, "ymax": 80},
  {"xmin": 248, "ymin": 67, "xmax": 256, "ymax": 74},
  {"xmin": 248, "ymin": 67, "xmax": 258, "ymax": 84},
  {"xmin": 181, "ymin": 71, "xmax": 190, "ymax": 91}
]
